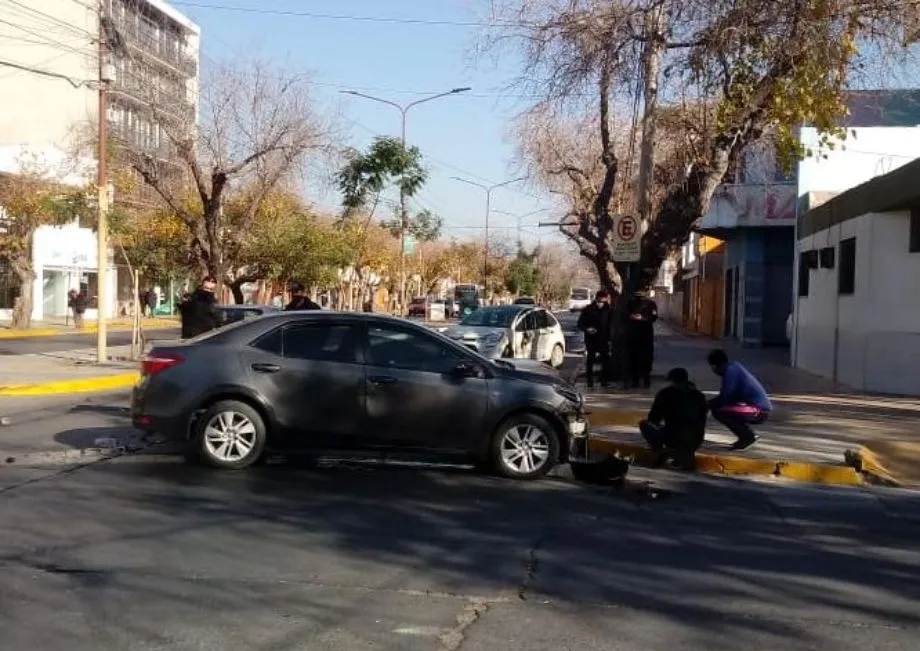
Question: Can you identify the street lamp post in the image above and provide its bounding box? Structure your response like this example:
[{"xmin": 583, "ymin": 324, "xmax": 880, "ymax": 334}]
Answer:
[
  {"xmin": 492, "ymin": 208, "xmax": 549, "ymax": 250},
  {"xmin": 450, "ymin": 177, "xmax": 526, "ymax": 296},
  {"xmin": 340, "ymin": 87, "xmax": 471, "ymax": 315}
]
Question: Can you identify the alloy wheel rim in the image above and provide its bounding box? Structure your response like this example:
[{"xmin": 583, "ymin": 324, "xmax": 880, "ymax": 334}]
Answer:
[
  {"xmin": 203, "ymin": 411, "xmax": 257, "ymax": 462},
  {"xmin": 500, "ymin": 424, "xmax": 550, "ymax": 474}
]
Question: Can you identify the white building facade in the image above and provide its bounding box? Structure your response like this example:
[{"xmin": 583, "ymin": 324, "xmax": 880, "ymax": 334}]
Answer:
[
  {"xmin": 793, "ymin": 158, "xmax": 920, "ymax": 396},
  {"xmin": 0, "ymin": 0, "xmax": 199, "ymax": 322}
]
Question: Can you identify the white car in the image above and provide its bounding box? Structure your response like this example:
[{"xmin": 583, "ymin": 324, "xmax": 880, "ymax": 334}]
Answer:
[
  {"xmin": 568, "ymin": 287, "xmax": 592, "ymax": 312},
  {"xmin": 443, "ymin": 305, "xmax": 567, "ymax": 368}
]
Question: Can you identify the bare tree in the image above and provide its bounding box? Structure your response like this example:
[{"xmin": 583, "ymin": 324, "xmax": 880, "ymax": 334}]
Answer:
[
  {"xmin": 128, "ymin": 58, "xmax": 336, "ymax": 289},
  {"xmin": 485, "ymin": 0, "xmax": 914, "ymax": 288}
]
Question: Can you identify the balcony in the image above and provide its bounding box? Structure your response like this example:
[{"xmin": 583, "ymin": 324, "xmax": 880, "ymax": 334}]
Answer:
[{"xmin": 110, "ymin": 14, "xmax": 198, "ymax": 80}]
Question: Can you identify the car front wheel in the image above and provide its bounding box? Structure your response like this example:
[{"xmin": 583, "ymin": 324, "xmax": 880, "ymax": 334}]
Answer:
[
  {"xmin": 196, "ymin": 400, "xmax": 267, "ymax": 470},
  {"xmin": 491, "ymin": 413, "xmax": 560, "ymax": 480},
  {"xmin": 550, "ymin": 343, "xmax": 565, "ymax": 368}
]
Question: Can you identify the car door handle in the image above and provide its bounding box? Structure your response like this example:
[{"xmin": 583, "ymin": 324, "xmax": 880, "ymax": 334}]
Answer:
[
  {"xmin": 368, "ymin": 375, "xmax": 397, "ymax": 385},
  {"xmin": 251, "ymin": 363, "xmax": 281, "ymax": 373}
]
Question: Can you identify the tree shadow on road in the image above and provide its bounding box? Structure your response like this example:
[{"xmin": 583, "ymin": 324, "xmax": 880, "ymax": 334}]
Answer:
[{"xmin": 2, "ymin": 453, "xmax": 920, "ymax": 650}]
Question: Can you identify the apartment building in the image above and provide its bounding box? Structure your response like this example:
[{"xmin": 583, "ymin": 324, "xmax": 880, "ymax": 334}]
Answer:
[{"xmin": 0, "ymin": 0, "xmax": 200, "ymax": 322}]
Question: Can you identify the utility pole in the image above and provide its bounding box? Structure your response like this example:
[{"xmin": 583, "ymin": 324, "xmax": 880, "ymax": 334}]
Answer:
[
  {"xmin": 618, "ymin": 2, "xmax": 665, "ymax": 389},
  {"xmin": 340, "ymin": 87, "xmax": 470, "ymax": 315},
  {"xmin": 451, "ymin": 176, "xmax": 525, "ymax": 298},
  {"xmin": 96, "ymin": 2, "xmax": 113, "ymax": 364}
]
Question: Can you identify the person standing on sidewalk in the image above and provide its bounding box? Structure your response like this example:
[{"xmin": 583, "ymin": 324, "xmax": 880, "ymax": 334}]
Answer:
[
  {"xmin": 67, "ymin": 289, "xmax": 87, "ymax": 330},
  {"xmin": 639, "ymin": 367, "xmax": 709, "ymax": 470},
  {"xmin": 626, "ymin": 291, "xmax": 658, "ymax": 388},
  {"xmin": 577, "ymin": 290, "xmax": 613, "ymax": 389},
  {"xmin": 706, "ymin": 349, "xmax": 772, "ymax": 450},
  {"xmin": 179, "ymin": 277, "xmax": 220, "ymax": 339},
  {"xmin": 284, "ymin": 282, "xmax": 321, "ymax": 311}
]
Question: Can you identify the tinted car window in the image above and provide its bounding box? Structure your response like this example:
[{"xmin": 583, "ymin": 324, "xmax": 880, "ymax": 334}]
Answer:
[
  {"xmin": 284, "ymin": 324, "xmax": 359, "ymax": 362},
  {"xmin": 515, "ymin": 311, "xmax": 535, "ymax": 332},
  {"xmin": 367, "ymin": 325, "xmax": 463, "ymax": 372},
  {"xmin": 533, "ymin": 310, "xmax": 551, "ymax": 329},
  {"xmin": 252, "ymin": 324, "xmax": 358, "ymax": 363}
]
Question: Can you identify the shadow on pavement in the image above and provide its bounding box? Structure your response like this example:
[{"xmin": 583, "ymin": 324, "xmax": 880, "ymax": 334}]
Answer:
[{"xmin": 2, "ymin": 453, "xmax": 919, "ymax": 650}]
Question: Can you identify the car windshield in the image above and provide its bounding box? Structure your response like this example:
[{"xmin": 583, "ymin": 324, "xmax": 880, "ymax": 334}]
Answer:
[
  {"xmin": 571, "ymin": 288, "xmax": 590, "ymax": 300},
  {"xmin": 460, "ymin": 306, "xmax": 526, "ymax": 328}
]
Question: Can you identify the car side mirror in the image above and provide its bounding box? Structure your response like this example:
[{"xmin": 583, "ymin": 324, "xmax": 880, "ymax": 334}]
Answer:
[{"xmin": 452, "ymin": 361, "xmax": 482, "ymax": 378}]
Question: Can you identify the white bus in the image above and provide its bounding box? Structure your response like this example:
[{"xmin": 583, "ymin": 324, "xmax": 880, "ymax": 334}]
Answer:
[{"xmin": 568, "ymin": 287, "xmax": 592, "ymax": 312}]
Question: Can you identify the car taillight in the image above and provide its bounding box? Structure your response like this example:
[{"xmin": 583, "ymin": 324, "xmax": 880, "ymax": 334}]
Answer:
[{"xmin": 141, "ymin": 353, "xmax": 184, "ymax": 376}]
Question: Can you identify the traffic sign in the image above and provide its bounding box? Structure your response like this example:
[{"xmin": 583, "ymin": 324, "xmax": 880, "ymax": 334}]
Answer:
[
  {"xmin": 403, "ymin": 234, "xmax": 416, "ymax": 255},
  {"xmin": 612, "ymin": 214, "xmax": 641, "ymax": 262}
]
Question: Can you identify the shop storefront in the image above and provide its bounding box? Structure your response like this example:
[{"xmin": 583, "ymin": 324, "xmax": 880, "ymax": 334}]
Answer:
[{"xmin": 28, "ymin": 223, "xmax": 116, "ymax": 322}]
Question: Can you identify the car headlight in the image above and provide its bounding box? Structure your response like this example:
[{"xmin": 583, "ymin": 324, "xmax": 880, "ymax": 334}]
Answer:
[{"xmin": 553, "ymin": 384, "xmax": 583, "ymax": 406}]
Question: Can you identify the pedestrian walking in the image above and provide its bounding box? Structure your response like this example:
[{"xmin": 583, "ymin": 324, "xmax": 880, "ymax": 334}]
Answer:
[
  {"xmin": 145, "ymin": 288, "xmax": 158, "ymax": 317},
  {"xmin": 284, "ymin": 282, "xmax": 321, "ymax": 311},
  {"xmin": 179, "ymin": 277, "xmax": 220, "ymax": 339},
  {"xmin": 639, "ymin": 367, "xmax": 709, "ymax": 471},
  {"xmin": 626, "ymin": 290, "xmax": 658, "ymax": 388},
  {"xmin": 577, "ymin": 290, "xmax": 613, "ymax": 389},
  {"xmin": 706, "ymin": 349, "xmax": 772, "ymax": 450},
  {"xmin": 67, "ymin": 289, "xmax": 87, "ymax": 330}
]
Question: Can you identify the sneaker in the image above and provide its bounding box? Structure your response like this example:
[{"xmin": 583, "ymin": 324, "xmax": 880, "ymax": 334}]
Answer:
[{"xmin": 730, "ymin": 436, "xmax": 759, "ymax": 451}]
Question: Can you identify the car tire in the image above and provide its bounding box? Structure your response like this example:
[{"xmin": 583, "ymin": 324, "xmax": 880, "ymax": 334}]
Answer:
[
  {"xmin": 490, "ymin": 413, "xmax": 560, "ymax": 480},
  {"xmin": 550, "ymin": 343, "xmax": 565, "ymax": 368},
  {"xmin": 195, "ymin": 400, "xmax": 267, "ymax": 470}
]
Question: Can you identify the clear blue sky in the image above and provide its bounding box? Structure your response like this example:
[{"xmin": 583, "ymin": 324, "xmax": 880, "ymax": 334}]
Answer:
[{"xmin": 170, "ymin": 0, "xmax": 561, "ymax": 249}]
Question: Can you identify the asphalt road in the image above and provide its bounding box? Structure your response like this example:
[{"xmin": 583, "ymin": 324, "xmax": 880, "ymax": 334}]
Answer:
[
  {"xmin": 0, "ymin": 328, "xmax": 181, "ymax": 355},
  {"xmin": 1, "ymin": 394, "xmax": 919, "ymax": 651}
]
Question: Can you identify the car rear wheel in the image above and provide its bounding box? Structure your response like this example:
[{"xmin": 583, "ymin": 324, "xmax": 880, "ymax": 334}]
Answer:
[
  {"xmin": 491, "ymin": 413, "xmax": 559, "ymax": 480},
  {"xmin": 196, "ymin": 400, "xmax": 267, "ymax": 470},
  {"xmin": 550, "ymin": 343, "xmax": 565, "ymax": 368}
]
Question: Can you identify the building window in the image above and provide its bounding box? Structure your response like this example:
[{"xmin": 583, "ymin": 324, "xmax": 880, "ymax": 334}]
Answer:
[
  {"xmin": 797, "ymin": 254, "xmax": 810, "ymax": 297},
  {"xmin": 0, "ymin": 260, "xmax": 20, "ymax": 310},
  {"xmin": 838, "ymin": 237, "xmax": 856, "ymax": 295},
  {"xmin": 910, "ymin": 208, "xmax": 920, "ymax": 253}
]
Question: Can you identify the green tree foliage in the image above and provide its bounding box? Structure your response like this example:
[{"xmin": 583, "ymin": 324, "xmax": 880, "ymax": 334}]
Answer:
[{"xmin": 504, "ymin": 249, "xmax": 540, "ymax": 296}]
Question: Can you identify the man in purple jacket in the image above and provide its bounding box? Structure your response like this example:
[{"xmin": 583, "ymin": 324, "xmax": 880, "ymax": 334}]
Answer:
[{"xmin": 706, "ymin": 349, "xmax": 772, "ymax": 451}]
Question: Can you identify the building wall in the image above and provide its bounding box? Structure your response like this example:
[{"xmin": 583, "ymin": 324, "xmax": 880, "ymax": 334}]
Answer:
[
  {"xmin": 794, "ymin": 210, "xmax": 920, "ymax": 395},
  {"xmin": 721, "ymin": 228, "xmax": 795, "ymax": 347},
  {"xmin": 0, "ymin": 1, "xmax": 97, "ymax": 152},
  {"xmin": 798, "ymin": 126, "xmax": 920, "ymax": 197}
]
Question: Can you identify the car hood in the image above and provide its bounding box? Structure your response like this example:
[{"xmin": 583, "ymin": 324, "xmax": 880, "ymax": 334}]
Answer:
[
  {"xmin": 491, "ymin": 358, "xmax": 563, "ymax": 385},
  {"xmin": 444, "ymin": 325, "xmax": 505, "ymax": 341}
]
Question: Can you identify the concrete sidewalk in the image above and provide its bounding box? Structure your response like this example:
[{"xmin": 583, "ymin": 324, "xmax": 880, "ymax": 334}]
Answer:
[
  {"xmin": 0, "ymin": 346, "xmax": 141, "ymax": 396},
  {"xmin": 581, "ymin": 323, "xmax": 920, "ymax": 487},
  {"xmin": 0, "ymin": 317, "xmax": 178, "ymax": 339}
]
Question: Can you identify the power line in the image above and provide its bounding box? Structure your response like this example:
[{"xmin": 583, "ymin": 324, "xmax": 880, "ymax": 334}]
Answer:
[
  {"xmin": 0, "ymin": 57, "xmax": 90, "ymax": 87},
  {"xmin": 0, "ymin": 17, "xmax": 93, "ymax": 56},
  {"xmin": 0, "ymin": 0, "xmax": 97, "ymax": 40},
  {"xmin": 171, "ymin": 2, "xmax": 517, "ymax": 28}
]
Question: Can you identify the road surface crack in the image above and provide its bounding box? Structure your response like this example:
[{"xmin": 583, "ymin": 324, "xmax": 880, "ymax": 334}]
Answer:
[
  {"xmin": 438, "ymin": 599, "xmax": 490, "ymax": 651},
  {"xmin": 518, "ymin": 526, "xmax": 550, "ymax": 600}
]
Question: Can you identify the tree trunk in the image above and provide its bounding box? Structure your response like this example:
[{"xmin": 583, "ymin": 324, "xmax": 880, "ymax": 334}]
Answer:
[
  {"xmin": 229, "ymin": 279, "xmax": 246, "ymax": 304},
  {"xmin": 10, "ymin": 255, "xmax": 33, "ymax": 330}
]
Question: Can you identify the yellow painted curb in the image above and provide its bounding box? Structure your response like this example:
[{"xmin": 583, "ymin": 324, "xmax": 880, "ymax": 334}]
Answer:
[
  {"xmin": 0, "ymin": 372, "xmax": 140, "ymax": 396},
  {"xmin": 0, "ymin": 321, "xmax": 178, "ymax": 339},
  {"xmin": 846, "ymin": 446, "xmax": 901, "ymax": 486},
  {"xmin": 588, "ymin": 435, "xmax": 863, "ymax": 487},
  {"xmin": 586, "ymin": 409, "xmax": 646, "ymax": 427}
]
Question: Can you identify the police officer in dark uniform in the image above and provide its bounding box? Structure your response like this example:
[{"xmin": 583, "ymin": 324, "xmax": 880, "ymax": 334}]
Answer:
[
  {"xmin": 626, "ymin": 290, "xmax": 658, "ymax": 388},
  {"xmin": 284, "ymin": 282, "xmax": 321, "ymax": 311},
  {"xmin": 577, "ymin": 290, "xmax": 613, "ymax": 389}
]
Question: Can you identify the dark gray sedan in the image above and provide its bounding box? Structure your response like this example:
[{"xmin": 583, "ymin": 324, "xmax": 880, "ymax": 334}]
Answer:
[{"xmin": 132, "ymin": 312, "xmax": 587, "ymax": 480}]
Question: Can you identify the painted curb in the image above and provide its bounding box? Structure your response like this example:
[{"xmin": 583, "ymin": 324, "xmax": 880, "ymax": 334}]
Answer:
[
  {"xmin": 0, "ymin": 321, "xmax": 178, "ymax": 340},
  {"xmin": 845, "ymin": 447, "xmax": 901, "ymax": 487},
  {"xmin": 586, "ymin": 409, "xmax": 646, "ymax": 427},
  {"xmin": 0, "ymin": 372, "xmax": 140, "ymax": 397},
  {"xmin": 588, "ymin": 436, "xmax": 863, "ymax": 486}
]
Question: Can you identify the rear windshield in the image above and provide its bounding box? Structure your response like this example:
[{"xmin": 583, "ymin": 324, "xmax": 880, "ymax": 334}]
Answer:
[{"xmin": 571, "ymin": 288, "xmax": 590, "ymax": 300}]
